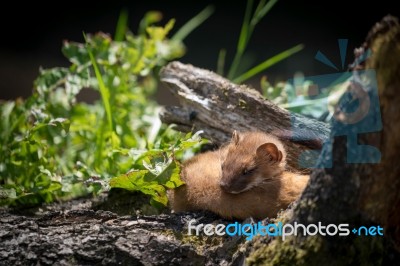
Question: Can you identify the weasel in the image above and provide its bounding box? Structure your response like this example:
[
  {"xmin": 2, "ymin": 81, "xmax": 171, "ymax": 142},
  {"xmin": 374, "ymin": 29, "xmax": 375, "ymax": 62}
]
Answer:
[
  {"xmin": 169, "ymin": 131, "xmax": 309, "ymax": 220},
  {"xmin": 220, "ymin": 131, "xmax": 287, "ymax": 194}
]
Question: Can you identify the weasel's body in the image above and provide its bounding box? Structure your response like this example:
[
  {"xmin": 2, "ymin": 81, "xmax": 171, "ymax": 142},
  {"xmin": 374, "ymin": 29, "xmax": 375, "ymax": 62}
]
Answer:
[{"xmin": 169, "ymin": 131, "xmax": 309, "ymax": 220}]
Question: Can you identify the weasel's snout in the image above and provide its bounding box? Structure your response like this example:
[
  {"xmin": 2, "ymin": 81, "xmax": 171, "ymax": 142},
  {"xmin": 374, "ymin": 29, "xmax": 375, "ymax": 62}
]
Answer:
[
  {"xmin": 220, "ymin": 180, "xmax": 242, "ymax": 194},
  {"xmin": 219, "ymin": 180, "xmax": 230, "ymax": 192}
]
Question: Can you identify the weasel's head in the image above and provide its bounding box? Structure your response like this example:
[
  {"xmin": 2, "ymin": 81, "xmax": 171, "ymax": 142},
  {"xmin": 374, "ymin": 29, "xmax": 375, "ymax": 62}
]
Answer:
[{"xmin": 219, "ymin": 131, "xmax": 285, "ymax": 194}]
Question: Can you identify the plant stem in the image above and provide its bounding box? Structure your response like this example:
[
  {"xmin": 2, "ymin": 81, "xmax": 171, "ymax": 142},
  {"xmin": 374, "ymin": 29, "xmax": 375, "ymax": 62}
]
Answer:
[
  {"xmin": 114, "ymin": 9, "xmax": 128, "ymax": 41},
  {"xmin": 172, "ymin": 5, "xmax": 214, "ymax": 41},
  {"xmin": 217, "ymin": 49, "xmax": 226, "ymax": 76},
  {"xmin": 233, "ymin": 44, "xmax": 304, "ymax": 83},
  {"xmin": 227, "ymin": 0, "xmax": 254, "ymax": 80}
]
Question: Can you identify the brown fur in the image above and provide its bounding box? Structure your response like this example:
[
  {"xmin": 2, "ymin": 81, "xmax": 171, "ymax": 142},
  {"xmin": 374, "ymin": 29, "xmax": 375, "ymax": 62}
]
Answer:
[
  {"xmin": 220, "ymin": 131, "xmax": 287, "ymax": 194},
  {"xmin": 168, "ymin": 131, "xmax": 309, "ymax": 220}
]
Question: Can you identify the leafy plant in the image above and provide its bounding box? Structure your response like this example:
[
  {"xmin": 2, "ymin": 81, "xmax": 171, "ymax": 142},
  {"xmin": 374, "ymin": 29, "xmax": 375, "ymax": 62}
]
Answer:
[
  {"xmin": 110, "ymin": 131, "xmax": 205, "ymax": 206},
  {"xmin": 0, "ymin": 1, "xmax": 306, "ymax": 208},
  {"xmin": 0, "ymin": 9, "xmax": 211, "ymax": 207},
  {"xmin": 261, "ymin": 71, "xmax": 351, "ymax": 121}
]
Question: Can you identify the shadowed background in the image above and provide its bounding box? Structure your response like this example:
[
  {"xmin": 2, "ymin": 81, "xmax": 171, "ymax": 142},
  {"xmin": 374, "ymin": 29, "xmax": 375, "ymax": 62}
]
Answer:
[{"xmin": 0, "ymin": 0, "xmax": 397, "ymax": 104}]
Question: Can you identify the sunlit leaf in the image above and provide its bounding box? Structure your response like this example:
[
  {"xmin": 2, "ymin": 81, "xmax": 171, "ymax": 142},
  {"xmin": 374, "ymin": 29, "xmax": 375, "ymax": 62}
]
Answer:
[
  {"xmin": 62, "ymin": 42, "xmax": 90, "ymax": 65},
  {"xmin": 146, "ymin": 19, "xmax": 175, "ymax": 41},
  {"xmin": 0, "ymin": 188, "xmax": 17, "ymax": 199}
]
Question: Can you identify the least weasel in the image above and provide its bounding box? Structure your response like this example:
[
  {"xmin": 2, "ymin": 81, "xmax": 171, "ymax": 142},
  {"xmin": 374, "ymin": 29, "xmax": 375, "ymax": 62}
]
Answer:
[{"xmin": 169, "ymin": 131, "xmax": 309, "ymax": 220}]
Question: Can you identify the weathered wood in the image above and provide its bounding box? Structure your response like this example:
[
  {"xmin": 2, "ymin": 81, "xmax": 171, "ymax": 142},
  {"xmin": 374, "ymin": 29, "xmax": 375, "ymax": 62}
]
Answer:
[
  {"xmin": 159, "ymin": 62, "xmax": 330, "ymax": 170},
  {"xmin": 0, "ymin": 194, "xmax": 246, "ymax": 266},
  {"xmin": 247, "ymin": 15, "xmax": 400, "ymax": 265}
]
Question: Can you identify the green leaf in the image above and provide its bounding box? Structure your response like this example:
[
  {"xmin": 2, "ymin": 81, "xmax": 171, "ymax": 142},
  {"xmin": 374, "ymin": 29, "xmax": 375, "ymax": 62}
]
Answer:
[
  {"xmin": 109, "ymin": 170, "xmax": 149, "ymax": 191},
  {"xmin": 109, "ymin": 174, "xmax": 137, "ymax": 191},
  {"xmin": 178, "ymin": 130, "xmax": 204, "ymax": 149},
  {"xmin": 49, "ymin": 118, "xmax": 70, "ymax": 133},
  {"xmin": 227, "ymin": 0, "xmax": 254, "ymax": 79},
  {"xmin": 251, "ymin": 0, "xmax": 278, "ymax": 28},
  {"xmin": 0, "ymin": 187, "xmax": 17, "ymax": 199},
  {"xmin": 217, "ymin": 49, "xmax": 226, "ymax": 76},
  {"xmin": 109, "ymin": 169, "xmax": 169, "ymax": 206},
  {"xmin": 34, "ymin": 68, "xmax": 69, "ymax": 95},
  {"xmin": 129, "ymin": 149, "xmax": 163, "ymax": 164},
  {"xmin": 114, "ymin": 9, "xmax": 129, "ymax": 41},
  {"xmin": 172, "ymin": 5, "xmax": 215, "ymax": 41},
  {"xmin": 233, "ymin": 44, "xmax": 304, "ymax": 83},
  {"xmin": 237, "ymin": 0, "xmax": 253, "ymax": 54},
  {"xmin": 62, "ymin": 42, "xmax": 90, "ymax": 66},
  {"xmin": 139, "ymin": 11, "xmax": 163, "ymax": 35},
  {"xmin": 141, "ymin": 184, "xmax": 167, "ymax": 205},
  {"xmin": 41, "ymin": 182, "xmax": 62, "ymax": 194},
  {"xmin": 84, "ymin": 33, "xmax": 114, "ymax": 140},
  {"xmin": 159, "ymin": 161, "xmax": 184, "ymax": 189},
  {"xmin": 147, "ymin": 19, "xmax": 175, "ymax": 41}
]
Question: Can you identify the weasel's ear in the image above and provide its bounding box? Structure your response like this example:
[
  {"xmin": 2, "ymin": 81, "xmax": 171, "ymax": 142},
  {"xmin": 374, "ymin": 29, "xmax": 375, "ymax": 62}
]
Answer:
[
  {"xmin": 256, "ymin": 143, "xmax": 283, "ymax": 162},
  {"xmin": 232, "ymin": 130, "xmax": 240, "ymax": 145}
]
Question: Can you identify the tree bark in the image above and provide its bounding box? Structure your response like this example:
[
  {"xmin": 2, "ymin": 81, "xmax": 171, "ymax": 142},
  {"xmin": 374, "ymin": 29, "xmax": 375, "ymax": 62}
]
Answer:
[
  {"xmin": 246, "ymin": 15, "xmax": 400, "ymax": 265},
  {"xmin": 0, "ymin": 193, "xmax": 246, "ymax": 265}
]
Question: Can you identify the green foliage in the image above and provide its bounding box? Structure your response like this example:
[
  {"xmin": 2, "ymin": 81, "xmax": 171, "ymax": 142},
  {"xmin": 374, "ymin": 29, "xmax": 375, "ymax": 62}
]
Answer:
[
  {"xmin": 0, "ymin": 13, "xmax": 206, "ymax": 207},
  {"xmin": 234, "ymin": 44, "xmax": 304, "ymax": 83},
  {"xmin": 0, "ymin": 3, "xmax": 307, "ymax": 208},
  {"xmin": 110, "ymin": 131, "xmax": 204, "ymax": 206},
  {"xmin": 262, "ymin": 72, "xmax": 349, "ymax": 120}
]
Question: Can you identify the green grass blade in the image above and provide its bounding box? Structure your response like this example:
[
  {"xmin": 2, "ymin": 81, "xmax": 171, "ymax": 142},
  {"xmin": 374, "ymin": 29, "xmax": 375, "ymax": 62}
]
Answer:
[
  {"xmin": 237, "ymin": 0, "xmax": 253, "ymax": 54},
  {"xmin": 233, "ymin": 44, "xmax": 304, "ymax": 84},
  {"xmin": 114, "ymin": 9, "xmax": 129, "ymax": 41},
  {"xmin": 83, "ymin": 33, "xmax": 113, "ymax": 133},
  {"xmin": 251, "ymin": 0, "xmax": 278, "ymax": 26},
  {"xmin": 84, "ymin": 33, "xmax": 115, "ymax": 167},
  {"xmin": 139, "ymin": 11, "xmax": 163, "ymax": 35},
  {"xmin": 254, "ymin": 0, "xmax": 267, "ymax": 16},
  {"xmin": 217, "ymin": 49, "xmax": 226, "ymax": 76},
  {"xmin": 172, "ymin": 5, "xmax": 214, "ymax": 41},
  {"xmin": 227, "ymin": 0, "xmax": 254, "ymax": 79}
]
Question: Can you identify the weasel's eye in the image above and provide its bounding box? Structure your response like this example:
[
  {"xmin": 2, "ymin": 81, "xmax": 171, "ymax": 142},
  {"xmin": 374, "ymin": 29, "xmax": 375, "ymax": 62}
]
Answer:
[{"xmin": 242, "ymin": 168, "xmax": 254, "ymax": 176}]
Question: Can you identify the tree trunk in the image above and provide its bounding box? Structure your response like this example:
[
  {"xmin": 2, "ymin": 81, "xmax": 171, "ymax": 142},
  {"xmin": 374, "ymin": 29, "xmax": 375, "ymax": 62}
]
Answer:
[{"xmin": 247, "ymin": 15, "xmax": 400, "ymax": 265}]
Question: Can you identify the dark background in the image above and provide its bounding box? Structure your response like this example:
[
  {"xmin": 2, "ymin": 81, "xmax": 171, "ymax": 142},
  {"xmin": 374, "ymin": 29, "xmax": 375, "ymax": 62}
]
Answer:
[{"xmin": 0, "ymin": 0, "xmax": 397, "ymax": 101}]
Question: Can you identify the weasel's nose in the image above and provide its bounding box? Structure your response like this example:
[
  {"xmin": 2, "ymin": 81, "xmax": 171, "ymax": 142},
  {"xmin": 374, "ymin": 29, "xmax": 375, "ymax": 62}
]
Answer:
[{"xmin": 220, "ymin": 181, "xmax": 230, "ymax": 192}]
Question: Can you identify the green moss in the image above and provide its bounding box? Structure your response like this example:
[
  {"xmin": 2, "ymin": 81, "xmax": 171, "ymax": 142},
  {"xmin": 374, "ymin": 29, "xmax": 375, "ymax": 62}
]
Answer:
[
  {"xmin": 239, "ymin": 99, "xmax": 247, "ymax": 109},
  {"xmin": 220, "ymin": 85, "xmax": 231, "ymax": 103},
  {"xmin": 351, "ymin": 236, "xmax": 385, "ymax": 265},
  {"xmin": 160, "ymin": 228, "xmax": 226, "ymax": 255},
  {"xmin": 247, "ymin": 234, "xmax": 323, "ymax": 266},
  {"xmin": 247, "ymin": 229, "xmax": 387, "ymax": 265}
]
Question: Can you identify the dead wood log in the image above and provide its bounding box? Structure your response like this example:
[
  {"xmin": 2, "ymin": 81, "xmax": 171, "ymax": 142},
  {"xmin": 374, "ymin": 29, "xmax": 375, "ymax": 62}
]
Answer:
[
  {"xmin": 0, "ymin": 195, "xmax": 245, "ymax": 266},
  {"xmin": 159, "ymin": 62, "xmax": 330, "ymax": 171}
]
